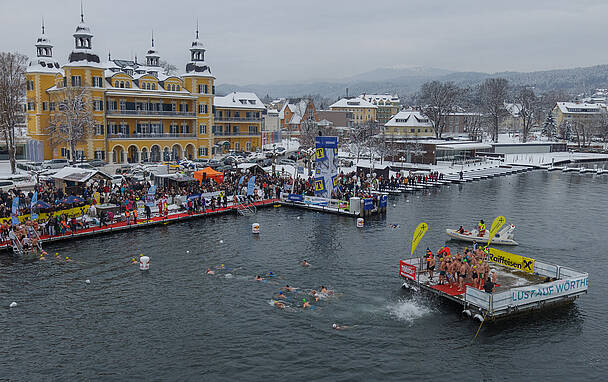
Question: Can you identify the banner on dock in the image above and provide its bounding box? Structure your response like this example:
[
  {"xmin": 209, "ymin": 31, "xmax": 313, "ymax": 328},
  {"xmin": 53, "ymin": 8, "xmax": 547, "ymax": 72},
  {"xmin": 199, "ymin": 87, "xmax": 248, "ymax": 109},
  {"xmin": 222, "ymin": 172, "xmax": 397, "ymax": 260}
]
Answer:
[
  {"xmin": 1, "ymin": 204, "xmax": 91, "ymax": 224},
  {"xmin": 508, "ymin": 274, "xmax": 588, "ymax": 306},
  {"xmin": 411, "ymin": 222, "xmax": 428, "ymax": 256},
  {"xmin": 313, "ymin": 136, "xmax": 339, "ymax": 198},
  {"xmin": 399, "ymin": 260, "xmax": 417, "ymax": 281},
  {"xmin": 363, "ymin": 198, "xmax": 374, "ymax": 211},
  {"xmin": 487, "ymin": 215, "xmax": 505, "ymax": 246},
  {"xmin": 487, "ymin": 247, "xmax": 535, "ymax": 274}
]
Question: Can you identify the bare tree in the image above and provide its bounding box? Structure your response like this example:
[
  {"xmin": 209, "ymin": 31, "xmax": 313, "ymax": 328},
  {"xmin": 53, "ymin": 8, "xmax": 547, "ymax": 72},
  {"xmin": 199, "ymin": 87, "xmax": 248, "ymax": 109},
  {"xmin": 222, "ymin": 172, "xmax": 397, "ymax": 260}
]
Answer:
[
  {"xmin": 479, "ymin": 78, "xmax": 509, "ymax": 142},
  {"xmin": 0, "ymin": 52, "xmax": 27, "ymax": 174},
  {"xmin": 47, "ymin": 87, "xmax": 96, "ymax": 164},
  {"xmin": 596, "ymin": 112, "xmax": 608, "ymax": 143},
  {"xmin": 350, "ymin": 122, "xmax": 376, "ymax": 164},
  {"xmin": 159, "ymin": 60, "xmax": 177, "ymax": 75},
  {"xmin": 514, "ymin": 87, "xmax": 538, "ymax": 142},
  {"xmin": 463, "ymin": 113, "xmax": 485, "ymax": 141},
  {"xmin": 418, "ymin": 81, "xmax": 461, "ymax": 138}
]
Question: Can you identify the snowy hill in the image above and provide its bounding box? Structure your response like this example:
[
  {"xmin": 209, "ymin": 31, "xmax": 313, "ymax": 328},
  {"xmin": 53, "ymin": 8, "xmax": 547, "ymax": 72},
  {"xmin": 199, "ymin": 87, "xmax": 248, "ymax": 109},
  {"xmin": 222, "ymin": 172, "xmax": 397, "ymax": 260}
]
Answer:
[{"xmin": 217, "ymin": 64, "xmax": 608, "ymax": 100}]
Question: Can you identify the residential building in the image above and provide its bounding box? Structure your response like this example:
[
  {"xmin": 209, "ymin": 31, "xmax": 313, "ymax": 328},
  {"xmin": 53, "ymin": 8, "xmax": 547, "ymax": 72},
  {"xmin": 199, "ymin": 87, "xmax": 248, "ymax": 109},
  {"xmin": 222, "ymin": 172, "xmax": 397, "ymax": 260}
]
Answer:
[
  {"xmin": 443, "ymin": 112, "xmax": 484, "ymax": 136},
  {"xmin": 25, "ymin": 13, "xmax": 263, "ymax": 163},
  {"xmin": 384, "ymin": 109, "xmax": 435, "ymax": 138},
  {"xmin": 213, "ymin": 92, "xmax": 265, "ymax": 153},
  {"xmin": 329, "ymin": 97, "xmax": 377, "ymax": 125},
  {"xmin": 360, "ymin": 94, "xmax": 400, "ymax": 124},
  {"xmin": 278, "ymin": 99, "xmax": 317, "ymax": 135},
  {"xmin": 552, "ymin": 102, "xmax": 602, "ymax": 132},
  {"xmin": 500, "ymin": 103, "xmax": 523, "ymax": 134}
]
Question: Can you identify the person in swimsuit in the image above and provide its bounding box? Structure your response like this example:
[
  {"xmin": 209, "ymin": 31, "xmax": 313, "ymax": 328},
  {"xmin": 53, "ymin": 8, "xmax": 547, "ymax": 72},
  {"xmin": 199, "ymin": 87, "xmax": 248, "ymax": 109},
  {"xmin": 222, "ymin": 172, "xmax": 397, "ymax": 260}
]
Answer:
[
  {"xmin": 320, "ymin": 286, "xmax": 328, "ymax": 294},
  {"xmin": 428, "ymin": 256, "xmax": 436, "ymax": 281},
  {"xmin": 255, "ymin": 275, "xmax": 263, "ymax": 281},
  {"xmin": 274, "ymin": 301, "xmax": 285, "ymax": 309},
  {"xmin": 206, "ymin": 268, "xmax": 215, "ymax": 275},
  {"xmin": 300, "ymin": 260, "xmax": 310, "ymax": 267},
  {"xmin": 458, "ymin": 261, "xmax": 467, "ymax": 291},
  {"xmin": 302, "ymin": 299, "xmax": 311, "ymax": 309},
  {"xmin": 283, "ymin": 285, "xmax": 295, "ymax": 292},
  {"xmin": 439, "ymin": 259, "xmax": 447, "ymax": 285}
]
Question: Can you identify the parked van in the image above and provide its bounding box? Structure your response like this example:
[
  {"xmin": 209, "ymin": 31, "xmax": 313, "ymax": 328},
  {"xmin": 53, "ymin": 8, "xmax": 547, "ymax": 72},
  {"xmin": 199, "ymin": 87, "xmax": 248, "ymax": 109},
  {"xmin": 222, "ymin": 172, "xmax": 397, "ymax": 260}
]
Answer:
[{"xmin": 42, "ymin": 159, "xmax": 69, "ymax": 169}]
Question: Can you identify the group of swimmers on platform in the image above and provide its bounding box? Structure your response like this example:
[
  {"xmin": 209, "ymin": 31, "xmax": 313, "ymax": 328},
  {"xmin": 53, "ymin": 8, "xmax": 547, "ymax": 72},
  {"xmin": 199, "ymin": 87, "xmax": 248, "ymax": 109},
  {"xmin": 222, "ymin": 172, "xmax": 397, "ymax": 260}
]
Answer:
[{"xmin": 424, "ymin": 246, "xmax": 497, "ymax": 292}]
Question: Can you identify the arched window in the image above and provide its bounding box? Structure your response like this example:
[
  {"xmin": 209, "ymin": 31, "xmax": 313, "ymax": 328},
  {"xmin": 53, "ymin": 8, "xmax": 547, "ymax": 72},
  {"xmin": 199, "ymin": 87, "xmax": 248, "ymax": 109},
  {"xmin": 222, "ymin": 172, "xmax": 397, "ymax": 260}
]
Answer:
[
  {"xmin": 126, "ymin": 82, "xmax": 130, "ymax": 88},
  {"xmin": 152, "ymin": 83, "xmax": 156, "ymax": 90},
  {"xmin": 146, "ymin": 83, "xmax": 151, "ymax": 90},
  {"xmin": 177, "ymin": 85, "xmax": 180, "ymax": 91},
  {"xmin": 120, "ymin": 81, "xmax": 124, "ymax": 88}
]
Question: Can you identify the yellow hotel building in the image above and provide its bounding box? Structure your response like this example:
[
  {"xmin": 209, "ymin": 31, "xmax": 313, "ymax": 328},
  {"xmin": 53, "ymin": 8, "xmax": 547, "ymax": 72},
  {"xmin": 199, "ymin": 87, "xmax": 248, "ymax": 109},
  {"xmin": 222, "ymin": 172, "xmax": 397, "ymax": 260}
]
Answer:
[{"xmin": 25, "ymin": 14, "xmax": 261, "ymax": 163}]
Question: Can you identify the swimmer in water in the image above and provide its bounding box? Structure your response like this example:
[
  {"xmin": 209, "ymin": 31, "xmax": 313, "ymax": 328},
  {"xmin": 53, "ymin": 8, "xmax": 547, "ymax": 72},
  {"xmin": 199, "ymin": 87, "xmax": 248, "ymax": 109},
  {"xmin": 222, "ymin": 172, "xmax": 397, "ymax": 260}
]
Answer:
[
  {"xmin": 302, "ymin": 299, "xmax": 311, "ymax": 309},
  {"xmin": 332, "ymin": 323, "xmax": 352, "ymax": 330},
  {"xmin": 274, "ymin": 301, "xmax": 285, "ymax": 309},
  {"xmin": 255, "ymin": 275, "xmax": 263, "ymax": 281},
  {"xmin": 390, "ymin": 223, "xmax": 400, "ymax": 229},
  {"xmin": 39, "ymin": 254, "xmax": 46, "ymax": 261},
  {"xmin": 65, "ymin": 257, "xmax": 71, "ymax": 262},
  {"xmin": 131, "ymin": 258, "xmax": 138, "ymax": 264},
  {"xmin": 206, "ymin": 268, "xmax": 215, "ymax": 275},
  {"xmin": 283, "ymin": 284, "xmax": 295, "ymax": 292},
  {"xmin": 320, "ymin": 286, "xmax": 328, "ymax": 294},
  {"xmin": 300, "ymin": 260, "xmax": 310, "ymax": 267},
  {"xmin": 274, "ymin": 291, "xmax": 285, "ymax": 299},
  {"xmin": 310, "ymin": 290, "xmax": 319, "ymax": 302}
]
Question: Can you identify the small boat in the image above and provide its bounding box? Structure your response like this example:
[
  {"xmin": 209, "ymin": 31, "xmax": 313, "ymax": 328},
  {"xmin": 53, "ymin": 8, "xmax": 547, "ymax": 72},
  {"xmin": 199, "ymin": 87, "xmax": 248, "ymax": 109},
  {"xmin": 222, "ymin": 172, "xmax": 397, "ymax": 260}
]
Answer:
[{"xmin": 446, "ymin": 224, "xmax": 518, "ymax": 246}]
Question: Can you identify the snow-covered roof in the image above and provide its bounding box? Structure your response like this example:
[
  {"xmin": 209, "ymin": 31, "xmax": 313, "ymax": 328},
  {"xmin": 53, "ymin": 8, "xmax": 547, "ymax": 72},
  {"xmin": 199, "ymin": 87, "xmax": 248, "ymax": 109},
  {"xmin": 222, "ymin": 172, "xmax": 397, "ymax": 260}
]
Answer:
[
  {"xmin": 385, "ymin": 110, "xmax": 433, "ymax": 128},
  {"xmin": 27, "ymin": 61, "xmax": 61, "ymax": 74},
  {"xmin": 436, "ymin": 142, "xmax": 492, "ymax": 151},
  {"xmin": 360, "ymin": 94, "xmax": 400, "ymax": 104},
  {"xmin": 504, "ymin": 103, "xmax": 522, "ymax": 117},
  {"xmin": 329, "ymin": 97, "xmax": 377, "ymax": 109},
  {"xmin": 555, "ymin": 102, "xmax": 602, "ymax": 114},
  {"xmin": 52, "ymin": 167, "xmax": 110, "ymax": 183},
  {"xmin": 214, "ymin": 92, "xmax": 266, "ymax": 110}
]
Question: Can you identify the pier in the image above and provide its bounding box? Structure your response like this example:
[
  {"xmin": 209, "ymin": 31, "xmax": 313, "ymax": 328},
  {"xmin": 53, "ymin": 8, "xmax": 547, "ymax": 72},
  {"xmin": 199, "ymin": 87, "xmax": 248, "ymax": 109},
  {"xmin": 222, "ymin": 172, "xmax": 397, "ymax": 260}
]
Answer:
[{"xmin": 399, "ymin": 254, "xmax": 588, "ymax": 321}]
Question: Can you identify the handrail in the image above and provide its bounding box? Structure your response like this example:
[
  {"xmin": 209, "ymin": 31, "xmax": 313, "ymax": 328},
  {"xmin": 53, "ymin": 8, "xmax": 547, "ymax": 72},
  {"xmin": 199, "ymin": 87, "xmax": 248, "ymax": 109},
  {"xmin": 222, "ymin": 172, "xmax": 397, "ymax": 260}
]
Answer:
[{"xmin": 107, "ymin": 110, "xmax": 195, "ymax": 117}]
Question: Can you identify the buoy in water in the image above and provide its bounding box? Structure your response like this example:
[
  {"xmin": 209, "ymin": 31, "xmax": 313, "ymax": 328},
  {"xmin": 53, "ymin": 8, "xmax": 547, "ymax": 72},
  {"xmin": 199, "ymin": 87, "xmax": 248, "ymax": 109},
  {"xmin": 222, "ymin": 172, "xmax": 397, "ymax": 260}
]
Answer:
[
  {"xmin": 297, "ymin": 216, "xmax": 300, "ymax": 220},
  {"xmin": 9, "ymin": 302, "xmax": 17, "ymax": 308},
  {"xmin": 356, "ymin": 218, "xmax": 364, "ymax": 228},
  {"xmin": 252, "ymin": 223, "xmax": 260, "ymax": 234},
  {"xmin": 139, "ymin": 256, "xmax": 150, "ymax": 271},
  {"xmin": 85, "ymin": 279, "xmax": 91, "ymax": 284},
  {"xmin": 219, "ymin": 240, "xmax": 224, "ymax": 244},
  {"xmin": 186, "ymin": 250, "xmax": 190, "ymax": 253}
]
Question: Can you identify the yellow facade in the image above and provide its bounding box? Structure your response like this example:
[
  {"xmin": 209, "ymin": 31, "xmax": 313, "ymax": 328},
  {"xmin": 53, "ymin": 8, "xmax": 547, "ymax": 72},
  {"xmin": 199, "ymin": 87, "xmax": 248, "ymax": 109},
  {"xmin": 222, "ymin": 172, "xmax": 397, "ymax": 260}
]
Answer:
[
  {"xmin": 329, "ymin": 97, "xmax": 377, "ymax": 125},
  {"xmin": 25, "ymin": 17, "xmax": 223, "ymax": 163},
  {"xmin": 212, "ymin": 92, "xmax": 265, "ymax": 153}
]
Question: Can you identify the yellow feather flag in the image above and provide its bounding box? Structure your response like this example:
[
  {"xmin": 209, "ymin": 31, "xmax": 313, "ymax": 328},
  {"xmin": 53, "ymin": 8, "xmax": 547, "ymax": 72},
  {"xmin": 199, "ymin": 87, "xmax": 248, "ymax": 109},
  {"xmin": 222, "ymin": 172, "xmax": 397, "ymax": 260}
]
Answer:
[
  {"xmin": 487, "ymin": 216, "xmax": 506, "ymax": 246},
  {"xmin": 411, "ymin": 222, "xmax": 428, "ymax": 256}
]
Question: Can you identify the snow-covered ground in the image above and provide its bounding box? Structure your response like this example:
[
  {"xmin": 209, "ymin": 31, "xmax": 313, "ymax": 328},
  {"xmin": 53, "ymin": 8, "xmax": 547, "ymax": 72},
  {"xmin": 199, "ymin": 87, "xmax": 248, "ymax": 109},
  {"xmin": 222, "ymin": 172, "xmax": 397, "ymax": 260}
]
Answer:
[
  {"xmin": 262, "ymin": 139, "xmax": 300, "ymax": 153},
  {"xmin": 504, "ymin": 152, "xmax": 608, "ymax": 166}
]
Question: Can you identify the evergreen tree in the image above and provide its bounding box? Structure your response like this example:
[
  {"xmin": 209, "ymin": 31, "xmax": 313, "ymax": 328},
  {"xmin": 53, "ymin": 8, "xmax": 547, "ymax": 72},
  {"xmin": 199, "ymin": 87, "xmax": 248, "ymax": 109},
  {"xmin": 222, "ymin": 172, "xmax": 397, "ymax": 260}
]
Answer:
[{"xmin": 541, "ymin": 112, "xmax": 557, "ymax": 139}]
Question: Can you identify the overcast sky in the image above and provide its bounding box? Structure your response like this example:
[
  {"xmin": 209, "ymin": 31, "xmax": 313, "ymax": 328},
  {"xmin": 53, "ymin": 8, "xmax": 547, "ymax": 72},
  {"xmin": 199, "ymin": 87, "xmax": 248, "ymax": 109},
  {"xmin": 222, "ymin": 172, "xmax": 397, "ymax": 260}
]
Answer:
[{"xmin": 2, "ymin": 0, "xmax": 608, "ymax": 85}]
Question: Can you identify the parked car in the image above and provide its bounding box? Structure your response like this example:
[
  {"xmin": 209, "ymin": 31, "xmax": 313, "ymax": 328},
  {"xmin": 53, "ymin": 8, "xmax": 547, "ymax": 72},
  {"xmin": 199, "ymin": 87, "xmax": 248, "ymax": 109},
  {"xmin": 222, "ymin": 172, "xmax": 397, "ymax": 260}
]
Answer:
[
  {"xmin": 216, "ymin": 165, "xmax": 232, "ymax": 172},
  {"xmin": 274, "ymin": 147, "xmax": 287, "ymax": 156},
  {"xmin": 87, "ymin": 159, "xmax": 106, "ymax": 167},
  {"xmin": 115, "ymin": 165, "xmax": 133, "ymax": 174},
  {"xmin": 279, "ymin": 158, "xmax": 296, "ymax": 166},
  {"xmin": 260, "ymin": 158, "xmax": 273, "ymax": 167},
  {"xmin": 74, "ymin": 163, "xmax": 94, "ymax": 169},
  {"xmin": 207, "ymin": 160, "xmax": 222, "ymax": 169},
  {"xmin": 111, "ymin": 175, "xmax": 125, "ymax": 185},
  {"xmin": 41, "ymin": 159, "xmax": 68, "ymax": 169},
  {"xmin": 222, "ymin": 156, "xmax": 237, "ymax": 165},
  {"xmin": 287, "ymin": 152, "xmax": 299, "ymax": 161},
  {"xmin": 0, "ymin": 180, "xmax": 15, "ymax": 192}
]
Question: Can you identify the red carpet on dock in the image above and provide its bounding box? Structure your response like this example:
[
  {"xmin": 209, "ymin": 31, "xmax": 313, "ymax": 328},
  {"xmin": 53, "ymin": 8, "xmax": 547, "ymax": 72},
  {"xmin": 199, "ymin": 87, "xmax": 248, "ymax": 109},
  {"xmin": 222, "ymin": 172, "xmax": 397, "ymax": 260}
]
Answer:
[{"xmin": 430, "ymin": 281, "xmax": 498, "ymax": 296}]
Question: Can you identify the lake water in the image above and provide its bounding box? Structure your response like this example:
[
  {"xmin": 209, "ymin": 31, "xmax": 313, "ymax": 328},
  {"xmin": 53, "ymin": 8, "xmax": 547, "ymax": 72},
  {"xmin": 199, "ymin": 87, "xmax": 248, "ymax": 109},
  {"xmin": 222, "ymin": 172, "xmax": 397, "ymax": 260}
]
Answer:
[{"xmin": 1, "ymin": 170, "xmax": 606, "ymax": 381}]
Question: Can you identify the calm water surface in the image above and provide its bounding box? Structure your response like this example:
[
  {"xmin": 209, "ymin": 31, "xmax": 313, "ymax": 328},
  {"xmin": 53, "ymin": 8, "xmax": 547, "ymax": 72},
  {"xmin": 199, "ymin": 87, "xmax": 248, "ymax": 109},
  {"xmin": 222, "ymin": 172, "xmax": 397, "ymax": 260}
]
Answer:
[{"xmin": 1, "ymin": 170, "xmax": 607, "ymax": 381}]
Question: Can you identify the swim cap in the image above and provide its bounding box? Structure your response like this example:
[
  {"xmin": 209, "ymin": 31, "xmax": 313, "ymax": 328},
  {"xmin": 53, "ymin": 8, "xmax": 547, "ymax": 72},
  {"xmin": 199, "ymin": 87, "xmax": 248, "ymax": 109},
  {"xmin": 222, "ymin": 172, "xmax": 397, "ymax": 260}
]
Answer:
[
  {"xmin": 302, "ymin": 298, "xmax": 306, "ymax": 302},
  {"xmin": 332, "ymin": 323, "xmax": 337, "ymax": 328}
]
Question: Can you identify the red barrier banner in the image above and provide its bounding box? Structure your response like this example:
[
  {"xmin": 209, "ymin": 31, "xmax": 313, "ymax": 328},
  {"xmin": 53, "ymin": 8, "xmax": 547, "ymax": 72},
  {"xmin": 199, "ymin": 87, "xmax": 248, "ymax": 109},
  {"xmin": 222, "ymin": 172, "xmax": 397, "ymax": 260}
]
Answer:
[{"xmin": 399, "ymin": 260, "xmax": 417, "ymax": 280}]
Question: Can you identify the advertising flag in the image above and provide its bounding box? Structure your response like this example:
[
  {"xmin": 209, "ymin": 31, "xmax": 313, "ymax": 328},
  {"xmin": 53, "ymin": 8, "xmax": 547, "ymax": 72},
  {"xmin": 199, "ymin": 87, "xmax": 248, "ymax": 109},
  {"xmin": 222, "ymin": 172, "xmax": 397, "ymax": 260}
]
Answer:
[
  {"xmin": 411, "ymin": 222, "xmax": 428, "ymax": 256},
  {"xmin": 30, "ymin": 191, "xmax": 38, "ymax": 221},
  {"xmin": 487, "ymin": 215, "xmax": 506, "ymax": 246}
]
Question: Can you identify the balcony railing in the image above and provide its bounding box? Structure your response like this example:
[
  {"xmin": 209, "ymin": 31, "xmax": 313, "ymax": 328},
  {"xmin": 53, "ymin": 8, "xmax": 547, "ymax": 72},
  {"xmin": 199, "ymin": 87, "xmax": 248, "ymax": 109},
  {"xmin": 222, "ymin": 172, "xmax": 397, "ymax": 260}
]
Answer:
[
  {"xmin": 108, "ymin": 132, "xmax": 197, "ymax": 139},
  {"xmin": 213, "ymin": 131, "xmax": 260, "ymax": 137},
  {"xmin": 213, "ymin": 116, "xmax": 262, "ymax": 122},
  {"xmin": 107, "ymin": 109, "xmax": 196, "ymax": 117}
]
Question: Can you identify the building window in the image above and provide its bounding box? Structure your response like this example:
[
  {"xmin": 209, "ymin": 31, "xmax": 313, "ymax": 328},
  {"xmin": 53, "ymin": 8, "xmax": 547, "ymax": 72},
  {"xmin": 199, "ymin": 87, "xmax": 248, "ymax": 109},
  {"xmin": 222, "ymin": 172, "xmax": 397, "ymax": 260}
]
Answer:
[
  {"xmin": 27, "ymin": 102, "xmax": 35, "ymax": 111},
  {"xmin": 93, "ymin": 100, "xmax": 104, "ymax": 111},
  {"xmin": 71, "ymin": 76, "xmax": 82, "ymax": 87},
  {"xmin": 42, "ymin": 102, "xmax": 48, "ymax": 111},
  {"xmin": 49, "ymin": 102, "xmax": 55, "ymax": 111},
  {"xmin": 92, "ymin": 76, "xmax": 103, "ymax": 87},
  {"xmin": 198, "ymin": 103, "xmax": 208, "ymax": 114},
  {"xmin": 26, "ymin": 80, "xmax": 34, "ymax": 90},
  {"xmin": 410, "ymin": 128, "xmax": 415, "ymax": 133},
  {"xmin": 212, "ymin": 85, "xmax": 215, "ymax": 94},
  {"xmin": 152, "ymin": 83, "xmax": 156, "ymax": 90},
  {"xmin": 120, "ymin": 81, "xmax": 125, "ymax": 88},
  {"xmin": 198, "ymin": 147, "xmax": 208, "ymax": 156},
  {"xmin": 126, "ymin": 82, "xmax": 131, "ymax": 88},
  {"xmin": 248, "ymin": 125, "xmax": 258, "ymax": 134},
  {"xmin": 95, "ymin": 124, "xmax": 104, "ymax": 135},
  {"xmin": 246, "ymin": 142, "xmax": 251, "ymax": 151},
  {"xmin": 94, "ymin": 150, "xmax": 106, "ymax": 160},
  {"xmin": 199, "ymin": 124, "xmax": 207, "ymax": 134},
  {"xmin": 114, "ymin": 81, "xmax": 119, "ymax": 88},
  {"xmin": 235, "ymin": 142, "xmax": 240, "ymax": 150}
]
